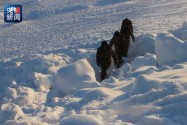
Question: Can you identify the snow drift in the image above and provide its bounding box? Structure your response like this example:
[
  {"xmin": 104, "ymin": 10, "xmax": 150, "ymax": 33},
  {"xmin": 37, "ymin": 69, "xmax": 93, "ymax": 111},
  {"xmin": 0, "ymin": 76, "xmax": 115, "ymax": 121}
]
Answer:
[
  {"xmin": 53, "ymin": 59, "xmax": 100, "ymax": 96},
  {"xmin": 155, "ymin": 33, "xmax": 187, "ymax": 66}
]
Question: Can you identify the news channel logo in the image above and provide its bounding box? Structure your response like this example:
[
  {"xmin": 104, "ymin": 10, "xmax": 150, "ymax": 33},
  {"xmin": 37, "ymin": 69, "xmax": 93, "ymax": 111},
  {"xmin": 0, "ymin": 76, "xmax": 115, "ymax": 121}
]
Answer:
[{"xmin": 4, "ymin": 4, "xmax": 22, "ymax": 23}]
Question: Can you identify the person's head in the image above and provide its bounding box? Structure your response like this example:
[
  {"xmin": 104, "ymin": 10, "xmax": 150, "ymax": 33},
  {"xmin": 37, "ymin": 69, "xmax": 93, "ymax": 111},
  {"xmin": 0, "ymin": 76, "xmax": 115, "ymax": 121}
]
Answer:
[
  {"xmin": 122, "ymin": 18, "xmax": 132, "ymax": 30},
  {"xmin": 101, "ymin": 41, "xmax": 107, "ymax": 46},
  {"xmin": 114, "ymin": 31, "xmax": 120, "ymax": 37},
  {"xmin": 122, "ymin": 18, "xmax": 129, "ymax": 24}
]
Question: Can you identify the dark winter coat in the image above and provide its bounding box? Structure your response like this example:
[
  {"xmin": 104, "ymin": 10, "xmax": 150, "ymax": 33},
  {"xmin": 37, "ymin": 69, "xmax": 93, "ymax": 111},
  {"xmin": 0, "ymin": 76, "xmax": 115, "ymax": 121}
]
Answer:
[
  {"xmin": 96, "ymin": 41, "xmax": 118, "ymax": 81},
  {"xmin": 96, "ymin": 41, "xmax": 118, "ymax": 69}
]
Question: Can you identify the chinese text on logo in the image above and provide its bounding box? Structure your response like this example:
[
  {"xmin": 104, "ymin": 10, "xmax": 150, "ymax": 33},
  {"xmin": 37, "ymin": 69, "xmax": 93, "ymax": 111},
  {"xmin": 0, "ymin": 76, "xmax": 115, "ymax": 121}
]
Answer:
[{"xmin": 4, "ymin": 4, "xmax": 22, "ymax": 23}]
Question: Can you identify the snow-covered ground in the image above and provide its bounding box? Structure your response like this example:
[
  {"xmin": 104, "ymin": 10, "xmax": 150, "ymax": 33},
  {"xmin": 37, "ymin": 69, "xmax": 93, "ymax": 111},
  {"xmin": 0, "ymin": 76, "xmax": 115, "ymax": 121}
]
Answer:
[{"xmin": 0, "ymin": 0, "xmax": 187, "ymax": 125}]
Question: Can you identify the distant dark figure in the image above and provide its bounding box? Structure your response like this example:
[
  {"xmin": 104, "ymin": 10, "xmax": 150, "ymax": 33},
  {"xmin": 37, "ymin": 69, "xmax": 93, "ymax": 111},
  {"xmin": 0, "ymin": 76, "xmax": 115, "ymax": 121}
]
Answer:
[
  {"xmin": 119, "ymin": 18, "xmax": 135, "ymax": 56},
  {"xmin": 109, "ymin": 31, "xmax": 126, "ymax": 68},
  {"xmin": 96, "ymin": 41, "xmax": 118, "ymax": 81},
  {"xmin": 120, "ymin": 18, "xmax": 135, "ymax": 42}
]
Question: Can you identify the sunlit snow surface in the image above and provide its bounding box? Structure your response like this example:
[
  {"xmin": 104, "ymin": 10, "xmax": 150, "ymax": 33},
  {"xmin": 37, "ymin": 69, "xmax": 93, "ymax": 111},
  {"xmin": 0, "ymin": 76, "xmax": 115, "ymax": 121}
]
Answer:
[
  {"xmin": 0, "ymin": 0, "xmax": 187, "ymax": 59},
  {"xmin": 0, "ymin": 0, "xmax": 187, "ymax": 124}
]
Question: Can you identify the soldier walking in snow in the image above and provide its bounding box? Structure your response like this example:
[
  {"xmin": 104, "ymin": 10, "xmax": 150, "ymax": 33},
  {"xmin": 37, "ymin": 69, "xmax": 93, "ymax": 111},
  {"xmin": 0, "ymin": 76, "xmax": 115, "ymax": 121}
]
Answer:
[
  {"xmin": 109, "ymin": 31, "xmax": 126, "ymax": 68},
  {"xmin": 120, "ymin": 18, "xmax": 135, "ymax": 56},
  {"xmin": 96, "ymin": 41, "xmax": 118, "ymax": 81}
]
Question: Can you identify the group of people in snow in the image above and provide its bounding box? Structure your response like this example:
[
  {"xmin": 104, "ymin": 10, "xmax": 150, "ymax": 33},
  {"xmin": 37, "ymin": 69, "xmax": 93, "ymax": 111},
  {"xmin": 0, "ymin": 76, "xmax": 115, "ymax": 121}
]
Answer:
[{"xmin": 96, "ymin": 18, "xmax": 135, "ymax": 81}]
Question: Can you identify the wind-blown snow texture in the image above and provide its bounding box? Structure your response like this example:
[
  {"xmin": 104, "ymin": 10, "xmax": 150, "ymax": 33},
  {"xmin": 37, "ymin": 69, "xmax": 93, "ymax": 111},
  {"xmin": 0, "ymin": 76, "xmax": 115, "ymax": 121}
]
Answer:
[{"xmin": 0, "ymin": 0, "xmax": 187, "ymax": 125}]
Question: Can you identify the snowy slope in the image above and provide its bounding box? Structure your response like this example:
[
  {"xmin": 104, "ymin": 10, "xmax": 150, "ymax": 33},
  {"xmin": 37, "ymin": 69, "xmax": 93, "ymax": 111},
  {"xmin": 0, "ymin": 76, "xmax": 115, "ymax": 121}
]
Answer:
[
  {"xmin": 1, "ymin": 0, "xmax": 187, "ymax": 125},
  {"xmin": 0, "ymin": 0, "xmax": 187, "ymax": 60}
]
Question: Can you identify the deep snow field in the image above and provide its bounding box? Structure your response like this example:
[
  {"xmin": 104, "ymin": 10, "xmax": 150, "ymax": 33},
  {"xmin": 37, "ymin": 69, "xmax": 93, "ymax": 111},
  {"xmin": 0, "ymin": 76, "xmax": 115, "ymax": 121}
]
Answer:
[{"xmin": 1, "ymin": 0, "xmax": 187, "ymax": 125}]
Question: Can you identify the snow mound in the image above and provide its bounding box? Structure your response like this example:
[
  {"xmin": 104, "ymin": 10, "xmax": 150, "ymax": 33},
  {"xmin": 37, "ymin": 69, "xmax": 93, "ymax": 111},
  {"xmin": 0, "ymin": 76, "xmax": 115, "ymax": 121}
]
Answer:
[
  {"xmin": 54, "ymin": 59, "xmax": 100, "ymax": 96},
  {"xmin": 129, "ymin": 33, "xmax": 156, "ymax": 57},
  {"xmin": 131, "ymin": 53, "xmax": 157, "ymax": 71},
  {"xmin": 118, "ymin": 63, "xmax": 131, "ymax": 78},
  {"xmin": 170, "ymin": 21, "xmax": 187, "ymax": 40},
  {"xmin": 132, "ymin": 75, "xmax": 162, "ymax": 95},
  {"xmin": 0, "ymin": 54, "xmax": 67, "ymax": 86},
  {"xmin": 60, "ymin": 114, "xmax": 102, "ymax": 125},
  {"xmin": 155, "ymin": 33, "xmax": 187, "ymax": 66},
  {"xmin": 33, "ymin": 72, "xmax": 51, "ymax": 91},
  {"xmin": 118, "ymin": 53, "xmax": 157, "ymax": 78},
  {"xmin": 75, "ymin": 87, "xmax": 120, "ymax": 107},
  {"xmin": 0, "ymin": 103, "xmax": 24, "ymax": 124},
  {"xmin": 4, "ymin": 86, "xmax": 34, "ymax": 107},
  {"xmin": 18, "ymin": 54, "xmax": 67, "ymax": 76},
  {"xmin": 136, "ymin": 116, "xmax": 177, "ymax": 125},
  {"xmin": 110, "ymin": 63, "xmax": 187, "ymax": 124},
  {"xmin": 131, "ymin": 73, "xmax": 184, "ymax": 96}
]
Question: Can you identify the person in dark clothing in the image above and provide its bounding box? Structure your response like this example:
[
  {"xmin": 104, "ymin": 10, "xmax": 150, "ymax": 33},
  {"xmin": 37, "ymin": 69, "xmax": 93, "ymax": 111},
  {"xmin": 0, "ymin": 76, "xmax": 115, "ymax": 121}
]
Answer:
[
  {"xmin": 120, "ymin": 18, "xmax": 135, "ymax": 42},
  {"xmin": 96, "ymin": 41, "xmax": 118, "ymax": 81},
  {"xmin": 119, "ymin": 18, "xmax": 135, "ymax": 57},
  {"xmin": 109, "ymin": 31, "xmax": 126, "ymax": 68}
]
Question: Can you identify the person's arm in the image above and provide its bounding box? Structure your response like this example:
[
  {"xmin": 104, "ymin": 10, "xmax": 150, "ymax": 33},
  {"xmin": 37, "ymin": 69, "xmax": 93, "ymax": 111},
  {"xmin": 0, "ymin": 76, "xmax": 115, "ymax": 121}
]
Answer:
[
  {"xmin": 131, "ymin": 32, "xmax": 135, "ymax": 42},
  {"xmin": 130, "ymin": 22, "xmax": 135, "ymax": 42}
]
